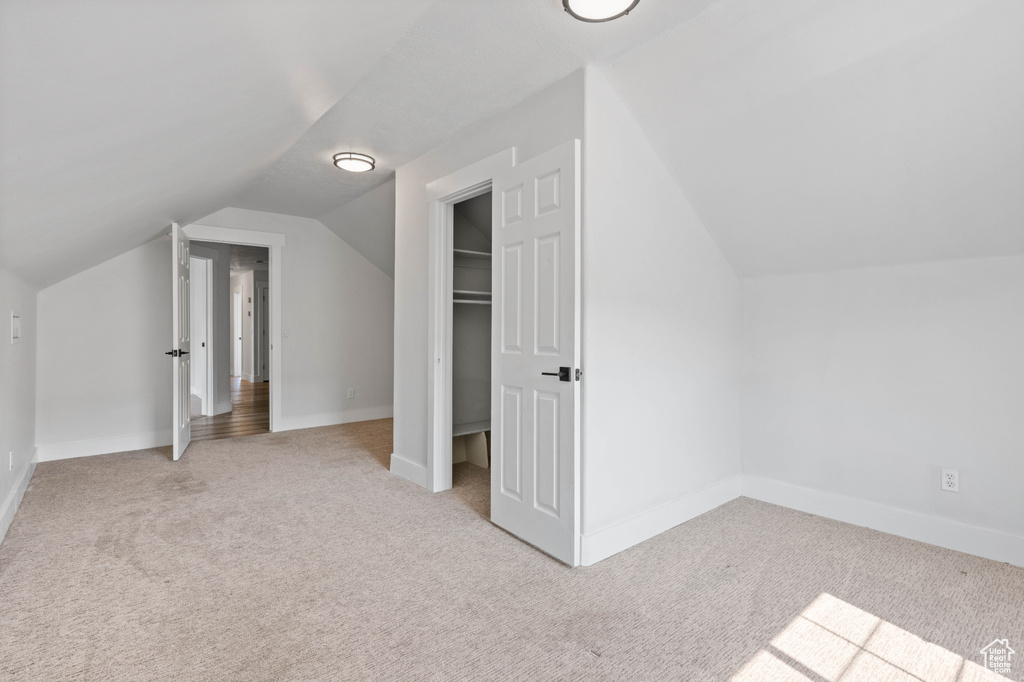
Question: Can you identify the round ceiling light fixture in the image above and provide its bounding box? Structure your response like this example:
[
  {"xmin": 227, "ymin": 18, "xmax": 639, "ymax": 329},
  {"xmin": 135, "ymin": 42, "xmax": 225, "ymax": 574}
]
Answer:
[
  {"xmin": 563, "ymin": 0, "xmax": 639, "ymax": 22},
  {"xmin": 333, "ymin": 152, "xmax": 375, "ymax": 173}
]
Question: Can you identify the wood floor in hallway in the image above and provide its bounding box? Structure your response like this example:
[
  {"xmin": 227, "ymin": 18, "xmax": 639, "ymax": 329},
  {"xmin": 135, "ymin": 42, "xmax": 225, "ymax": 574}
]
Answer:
[{"xmin": 191, "ymin": 377, "xmax": 269, "ymax": 442}]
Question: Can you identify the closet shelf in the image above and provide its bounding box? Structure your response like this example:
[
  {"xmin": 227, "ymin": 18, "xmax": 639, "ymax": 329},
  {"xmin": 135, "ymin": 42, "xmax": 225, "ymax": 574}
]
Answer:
[
  {"xmin": 453, "ymin": 289, "xmax": 491, "ymax": 297},
  {"xmin": 453, "ymin": 420, "xmax": 490, "ymax": 437},
  {"xmin": 453, "ymin": 249, "xmax": 491, "ymax": 260},
  {"xmin": 454, "ymin": 299, "xmax": 491, "ymax": 305}
]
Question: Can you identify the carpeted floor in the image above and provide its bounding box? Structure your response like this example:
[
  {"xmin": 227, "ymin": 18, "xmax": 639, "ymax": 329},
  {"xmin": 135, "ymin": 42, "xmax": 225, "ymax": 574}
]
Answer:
[{"xmin": 1, "ymin": 419, "xmax": 1021, "ymax": 681}]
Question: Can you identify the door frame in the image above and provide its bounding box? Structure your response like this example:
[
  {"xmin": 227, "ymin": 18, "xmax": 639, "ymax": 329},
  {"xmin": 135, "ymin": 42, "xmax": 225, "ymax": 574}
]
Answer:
[
  {"xmin": 425, "ymin": 147, "xmax": 515, "ymax": 493},
  {"xmin": 183, "ymin": 223, "xmax": 285, "ymax": 432}
]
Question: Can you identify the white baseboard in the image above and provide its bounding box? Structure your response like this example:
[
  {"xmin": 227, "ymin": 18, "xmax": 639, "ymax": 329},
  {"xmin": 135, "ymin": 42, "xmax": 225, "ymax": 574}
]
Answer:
[
  {"xmin": 274, "ymin": 406, "xmax": 394, "ymax": 433},
  {"xmin": 743, "ymin": 475, "xmax": 1024, "ymax": 569},
  {"xmin": 35, "ymin": 431, "xmax": 173, "ymax": 462},
  {"xmin": 242, "ymin": 373, "xmax": 255, "ymax": 383},
  {"xmin": 580, "ymin": 475, "xmax": 743, "ymax": 566},
  {"xmin": 1, "ymin": 456, "xmax": 37, "ymax": 545},
  {"xmin": 389, "ymin": 453, "xmax": 428, "ymax": 488},
  {"xmin": 211, "ymin": 400, "xmax": 232, "ymax": 416}
]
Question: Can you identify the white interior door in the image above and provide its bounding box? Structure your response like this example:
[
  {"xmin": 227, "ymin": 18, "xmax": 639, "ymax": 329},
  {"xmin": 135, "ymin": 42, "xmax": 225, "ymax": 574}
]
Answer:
[
  {"xmin": 171, "ymin": 223, "xmax": 192, "ymax": 461},
  {"xmin": 490, "ymin": 139, "xmax": 581, "ymax": 566}
]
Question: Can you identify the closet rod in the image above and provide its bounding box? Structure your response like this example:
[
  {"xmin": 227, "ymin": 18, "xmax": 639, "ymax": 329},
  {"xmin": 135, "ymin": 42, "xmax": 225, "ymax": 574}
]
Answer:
[{"xmin": 453, "ymin": 248, "xmax": 490, "ymax": 260}]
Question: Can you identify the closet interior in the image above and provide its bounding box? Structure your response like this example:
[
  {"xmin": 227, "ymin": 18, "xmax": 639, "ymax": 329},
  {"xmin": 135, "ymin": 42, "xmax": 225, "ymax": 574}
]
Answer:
[{"xmin": 451, "ymin": 191, "xmax": 492, "ymax": 471}]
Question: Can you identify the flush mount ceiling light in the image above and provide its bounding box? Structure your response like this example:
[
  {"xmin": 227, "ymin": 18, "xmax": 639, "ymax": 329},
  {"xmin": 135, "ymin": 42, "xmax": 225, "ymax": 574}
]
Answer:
[
  {"xmin": 563, "ymin": 0, "xmax": 639, "ymax": 22},
  {"xmin": 333, "ymin": 152, "xmax": 375, "ymax": 173}
]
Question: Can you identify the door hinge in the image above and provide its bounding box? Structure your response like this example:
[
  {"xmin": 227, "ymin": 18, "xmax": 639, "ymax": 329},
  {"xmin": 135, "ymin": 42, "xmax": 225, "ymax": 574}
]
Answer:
[{"xmin": 575, "ymin": 368, "xmax": 582, "ymax": 381}]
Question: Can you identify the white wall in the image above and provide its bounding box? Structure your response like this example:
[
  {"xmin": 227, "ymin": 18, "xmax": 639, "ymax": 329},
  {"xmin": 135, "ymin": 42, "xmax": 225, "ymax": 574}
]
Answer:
[
  {"xmin": 319, "ymin": 179, "xmax": 396, "ymax": 279},
  {"xmin": 742, "ymin": 255, "xmax": 1024, "ymax": 565},
  {"xmin": 579, "ymin": 69, "xmax": 743, "ymax": 564},
  {"xmin": 190, "ymin": 241, "xmax": 232, "ymax": 416},
  {"xmin": 0, "ymin": 267, "xmax": 37, "ymax": 542},
  {"xmin": 34, "ymin": 208, "xmax": 395, "ymax": 460},
  {"xmin": 196, "ymin": 208, "xmax": 395, "ymax": 431},
  {"xmin": 391, "ymin": 69, "xmax": 585, "ymax": 480},
  {"xmin": 36, "ymin": 239, "xmax": 172, "ymax": 460}
]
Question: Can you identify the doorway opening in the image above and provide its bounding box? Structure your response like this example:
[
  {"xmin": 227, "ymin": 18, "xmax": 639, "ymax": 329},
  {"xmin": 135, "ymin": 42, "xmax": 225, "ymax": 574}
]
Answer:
[
  {"xmin": 420, "ymin": 142, "xmax": 581, "ymax": 565},
  {"xmin": 450, "ymin": 191, "xmax": 493, "ymax": 515},
  {"xmin": 188, "ymin": 241, "xmax": 270, "ymax": 442}
]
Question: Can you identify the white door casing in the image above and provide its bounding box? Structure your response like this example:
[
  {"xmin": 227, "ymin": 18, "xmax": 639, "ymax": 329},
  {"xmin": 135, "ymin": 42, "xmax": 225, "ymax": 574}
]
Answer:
[
  {"xmin": 181, "ymin": 223, "xmax": 285, "ymax": 431},
  {"xmin": 171, "ymin": 223, "xmax": 192, "ymax": 461},
  {"xmin": 424, "ymin": 147, "xmax": 515, "ymax": 493},
  {"xmin": 490, "ymin": 139, "xmax": 581, "ymax": 566}
]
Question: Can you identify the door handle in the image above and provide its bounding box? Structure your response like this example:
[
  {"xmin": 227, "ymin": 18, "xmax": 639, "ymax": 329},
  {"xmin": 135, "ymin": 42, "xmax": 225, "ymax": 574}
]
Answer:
[
  {"xmin": 541, "ymin": 366, "xmax": 571, "ymax": 382},
  {"xmin": 179, "ymin": 350, "xmax": 189, "ymax": 356},
  {"xmin": 165, "ymin": 350, "xmax": 178, "ymax": 357}
]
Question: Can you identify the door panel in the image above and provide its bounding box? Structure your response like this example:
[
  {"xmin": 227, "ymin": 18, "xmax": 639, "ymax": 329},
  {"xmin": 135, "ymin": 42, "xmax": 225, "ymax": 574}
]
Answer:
[
  {"xmin": 534, "ymin": 389, "xmax": 560, "ymax": 515},
  {"xmin": 501, "ymin": 244, "xmax": 523, "ymax": 354},
  {"xmin": 535, "ymin": 234, "xmax": 560, "ymax": 356},
  {"xmin": 171, "ymin": 223, "xmax": 191, "ymax": 461},
  {"xmin": 500, "ymin": 386, "xmax": 523, "ymax": 500},
  {"xmin": 491, "ymin": 140, "xmax": 580, "ymax": 566}
]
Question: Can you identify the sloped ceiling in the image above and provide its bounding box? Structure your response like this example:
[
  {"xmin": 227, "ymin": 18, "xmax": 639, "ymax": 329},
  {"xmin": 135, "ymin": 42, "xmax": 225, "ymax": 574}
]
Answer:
[
  {"xmin": 229, "ymin": 0, "xmax": 720, "ymax": 219},
  {"xmin": 1, "ymin": 0, "xmax": 721, "ymax": 288},
  {"xmin": 0, "ymin": 0, "xmax": 433, "ymax": 288},
  {"xmin": 606, "ymin": 0, "xmax": 1024, "ymax": 276},
  {"xmin": 4, "ymin": 0, "xmax": 1021, "ymax": 287}
]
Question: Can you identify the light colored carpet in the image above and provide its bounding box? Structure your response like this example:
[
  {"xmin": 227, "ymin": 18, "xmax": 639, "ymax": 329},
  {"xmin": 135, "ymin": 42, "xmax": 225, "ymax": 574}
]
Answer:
[
  {"xmin": 190, "ymin": 394, "xmax": 202, "ymax": 419},
  {"xmin": 1, "ymin": 419, "xmax": 1021, "ymax": 681}
]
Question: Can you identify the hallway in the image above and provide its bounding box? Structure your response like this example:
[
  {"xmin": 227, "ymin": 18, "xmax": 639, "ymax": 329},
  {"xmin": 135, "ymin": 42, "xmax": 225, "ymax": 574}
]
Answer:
[{"xmin": 191, "ymin": 377, "xmax": 269, "ymax": 442}]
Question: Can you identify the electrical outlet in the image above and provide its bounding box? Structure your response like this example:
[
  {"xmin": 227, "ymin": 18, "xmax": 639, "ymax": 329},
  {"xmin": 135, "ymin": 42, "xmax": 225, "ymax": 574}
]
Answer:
[
  {"xmin": 941, "ymin": 468, "xmax": 959, "ymax": 493},
  {"xmin": 347, "ymin": 389, "xmax": 355, "ymax": 400}
]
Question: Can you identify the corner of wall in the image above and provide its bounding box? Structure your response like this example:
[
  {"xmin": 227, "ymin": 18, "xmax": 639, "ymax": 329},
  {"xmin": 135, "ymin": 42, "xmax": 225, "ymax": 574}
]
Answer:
[
  {"xmin": 0, "ymin": 458, "xmax": 37, "ymax": 545},
  {"xmin": 275, "ymin": 406, "xmax": 394, "ymax": 433},
  {"xmin": 389, "ymin": 452, "xmax": 428, "ymax": 489},
  {"xmin": 35, "ymin": 431, "xmax": 173, "ymax": 463},
  {"xmin": 580, "ymin": 476, "xmax": 743, "ymax": 566},
  {"xmin": 743, "ymin": 475, "xmax": 1024, "ymax": 568}
]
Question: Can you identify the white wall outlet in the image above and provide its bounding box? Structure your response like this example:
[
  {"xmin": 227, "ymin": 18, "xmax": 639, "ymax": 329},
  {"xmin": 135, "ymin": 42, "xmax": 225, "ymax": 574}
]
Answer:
[
  {"xmin": 347, "ymin": 389, "xmax": 355, "ymax": 399},
  {"xmin": 941, "ymin": 468, "xmax": 959, "ymax": 493}
]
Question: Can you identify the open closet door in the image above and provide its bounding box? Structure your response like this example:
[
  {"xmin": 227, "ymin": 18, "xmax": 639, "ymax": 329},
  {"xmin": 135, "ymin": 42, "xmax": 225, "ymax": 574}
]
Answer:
[
  {"xmin": 170, "ymin": 222, "xmax": 192, "ymax": 461},
  {"xmin": 490, "ymin": 139, "xmax": 581, "ymax": 566}
]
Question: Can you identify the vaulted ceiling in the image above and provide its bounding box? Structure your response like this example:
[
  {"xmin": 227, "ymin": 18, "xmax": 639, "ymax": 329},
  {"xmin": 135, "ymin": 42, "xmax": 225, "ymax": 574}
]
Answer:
[
  {"xmin": 2, "ymin": 0, "xmax": 1021, "ymax": 288},
  {"xmin": 0, "ymin": 0, "xmax": 433, "ymax": 287},
  {"xmin": 607, "ymin": 0, "xmax": 1024, "ymax": 276}
]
